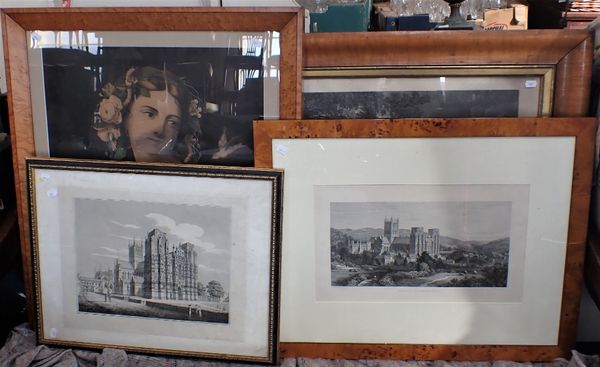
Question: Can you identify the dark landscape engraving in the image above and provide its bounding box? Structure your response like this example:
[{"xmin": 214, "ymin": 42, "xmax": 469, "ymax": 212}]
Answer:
[
  {"xmin": 330, "ymin": 202, "xmax": 511, "ymax": 288},
  {"xmin": 76, "ymin": 199, "xmax": 230, "ymax": 323},
  {"xmin": 304, "ymin": 90, "xmax": 519, "ymax": 119}
]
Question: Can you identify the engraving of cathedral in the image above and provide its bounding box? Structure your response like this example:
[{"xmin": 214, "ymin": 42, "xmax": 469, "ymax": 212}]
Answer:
[
  {"xmin": 348, "ymin": 216, "xmax": 440, "ymax": 260},
  {"xmin": 329, "ymin": 200, "xmax": 512, "ymax": 288},
  {"xmin": 113, "ymin": 228, "xmax": 199, "ymax": 301},
  {"xmin": 385, "ymin": 217, "xmax": 439, "ymax": 257}
]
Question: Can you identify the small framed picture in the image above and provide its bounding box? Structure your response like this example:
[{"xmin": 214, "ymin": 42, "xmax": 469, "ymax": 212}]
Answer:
[{"xmin": 27, "ymin": 158, "xmax": 283, "ymax": 363}]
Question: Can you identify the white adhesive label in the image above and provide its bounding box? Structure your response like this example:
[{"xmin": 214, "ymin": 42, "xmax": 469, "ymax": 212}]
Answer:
[
  {"xmin": 47, "ymin": 189, "xmax": 58, "ymax": 198},
  {"xmin": 276, "ymin": 144, "xmax": 289, "ymax": 156},
  {"xmin": 31, "ymin": 32, "xmax": 42, "ymax": 42},
  {"xmin": 525, "ymin": 80, "xmax": 537, "ymax": 88},
  {"xmin": 49, "ymin": 328, "xmax": 58, "ymax": 338}
]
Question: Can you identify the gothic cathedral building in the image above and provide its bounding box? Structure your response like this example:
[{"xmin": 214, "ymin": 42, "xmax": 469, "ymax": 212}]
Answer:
[
  {"xmin": 143, "ymin": 229, "xmax": 199, "ymax": 301},
  {"xmin": 113, "ymin": 228, "xmax": 199, "ymax": 301},
  {"xmin": 383, "ymin": 217, "xmax": 440, "ymax": 258},
  {"xmin": 409, "ymin": 227, "xmax": 440, "ymax": 258}
]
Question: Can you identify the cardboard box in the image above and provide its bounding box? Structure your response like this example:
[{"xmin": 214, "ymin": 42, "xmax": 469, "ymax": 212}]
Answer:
[
  {"xmin": 483, "ymin": 4, "xmax": 528, "ymax": 30},
  {"xmin": 373, "ymin": 2, "xmax": 399, "ymax": 30}
]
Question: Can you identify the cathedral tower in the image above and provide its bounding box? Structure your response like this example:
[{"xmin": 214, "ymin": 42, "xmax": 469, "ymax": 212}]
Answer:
[
  {"xmin": 128, "ymin": 239, "xmax": 143, "ymax": 269},
  {"xmin": 384, "ymin": 217, "xmax": 399, "ymax": 242},
  {"xmin": 143, "ymin": 228, "xmax": 169, "ymax": 299}
]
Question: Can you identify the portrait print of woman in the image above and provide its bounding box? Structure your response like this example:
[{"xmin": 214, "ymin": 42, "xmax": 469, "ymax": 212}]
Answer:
[
  {"xmin": 92, "ymin": 66, "xmax": 202, "ymax": 163},
  {"xmin": 41, "ymin": 45, "xmax": 266, "ymax": 166}
]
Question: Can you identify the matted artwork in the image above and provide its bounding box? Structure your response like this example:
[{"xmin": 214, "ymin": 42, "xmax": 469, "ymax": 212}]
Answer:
[
  {"xmin": 313, "ymin": 183, "xmax": 527, "ymax": 305},
  {"xmin": 27, "ymin": 158, "xmax": 283, "ymax": 363},
  {"xmin": 253, "ymin": 117, "xmax": 597, "ymax": 361}
]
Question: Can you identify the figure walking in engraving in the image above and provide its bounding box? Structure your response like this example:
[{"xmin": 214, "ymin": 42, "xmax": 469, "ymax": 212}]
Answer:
[
  {"xmin": 101, "ymin": 278, "xmax": 109, "ymax": 302},
  {"xmin": 107, "ymin": 281, "xmax": 113, "ymax": 303}
]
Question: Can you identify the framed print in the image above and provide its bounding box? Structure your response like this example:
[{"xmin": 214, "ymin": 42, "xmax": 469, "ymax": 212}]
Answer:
[
  {"xmin": 304, "ymin": 67, "xmax": 553, "ymax": 118},
  {"xmin": 303, "ymin": 30, "xmax": 592, "ymax": 118},
  {"xmin": 253, "ymin": 117, "xmax": 596, "ymax": 360},
  {"xmin": 26, "ymin": 158, "xmax": 283, "ymax": 363},
  {"xmin": 2, "ymin": 6, "xmax": 301, "ymax": 325},
  {"xmin": 30, "ymin": 33, "xmax": 280, "ymax": 166}
]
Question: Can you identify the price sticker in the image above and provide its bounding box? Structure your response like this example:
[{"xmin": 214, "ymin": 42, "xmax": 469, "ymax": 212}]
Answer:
[
  {"xmin": 276, "ymin": 144, "xmax": 289, "ymax": 156},
  {"xmin": 525, "ymin": 80, "xmax": 537, "ymax": 88}
]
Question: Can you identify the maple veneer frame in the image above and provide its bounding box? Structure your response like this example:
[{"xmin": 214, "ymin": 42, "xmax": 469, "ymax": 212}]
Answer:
[
  {"xmin": 2, "ymin": 7, "xmax": 303, "ymax": 328},
  {"xmin": 303, "ymin": 30, "xmax": 593, "ymax": 118},
  {"xmin": 254, "ymin": 117, "xmax": 597, "ymax": 361}
]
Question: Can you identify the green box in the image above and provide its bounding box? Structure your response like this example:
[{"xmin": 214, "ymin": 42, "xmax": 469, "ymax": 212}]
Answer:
[{"xmin": 309, "ymin": 0, "xmax": 372, "ymax": 32}]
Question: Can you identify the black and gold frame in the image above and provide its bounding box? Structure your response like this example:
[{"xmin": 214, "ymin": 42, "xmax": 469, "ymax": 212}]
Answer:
[{"xmin": 26, "ymin": 157, "xmax": 282, "ymax": 364}]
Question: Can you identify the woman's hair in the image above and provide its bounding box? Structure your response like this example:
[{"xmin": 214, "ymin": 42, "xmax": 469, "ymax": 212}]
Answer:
[
  {"xmin": 125, "ymin": 66, "xmax": 192, "ymax": 129},
  {"xmin": 92, "ymin": 66, "xmax": 202, "ymax": 161}
]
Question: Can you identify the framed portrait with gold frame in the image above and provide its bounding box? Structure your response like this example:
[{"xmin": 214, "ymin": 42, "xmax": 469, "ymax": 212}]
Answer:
[
  {"xmin": 2, "ymin": 6, "xmax": 302, "ymax": 326},
  {"xmin": 303, "ymin": 30, "xmax": 592, "ymax": 118},
  {"xmin": 27, "ymin": 157, "xmax": 283, "ymax": 363},
  {"xmin": 253, "ymin": 117, "xmax": 596, "ymax": 361}
]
